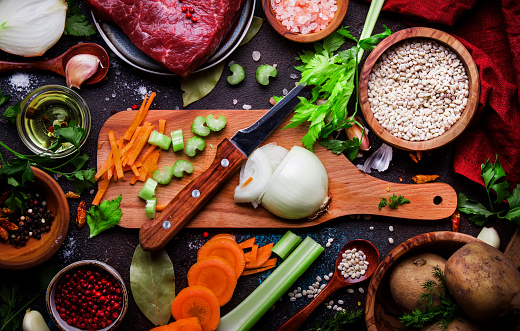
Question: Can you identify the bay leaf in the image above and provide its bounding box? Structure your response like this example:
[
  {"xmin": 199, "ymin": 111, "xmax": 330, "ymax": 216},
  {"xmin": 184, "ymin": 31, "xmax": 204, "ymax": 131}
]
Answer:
[
  {"xmin": 239, "ymin": 16, "xmax": 264, "ymax": 46},
  {"xmin": 130, "ymin": 244, "xmax": 175, "ymax": 326},
  {"xmin": 181, "ymin": 62, "xmax": 225, "ymax": 107}
]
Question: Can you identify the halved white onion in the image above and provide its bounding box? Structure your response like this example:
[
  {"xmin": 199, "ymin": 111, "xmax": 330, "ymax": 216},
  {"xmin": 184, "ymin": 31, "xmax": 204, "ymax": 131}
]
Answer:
[{"xmin": 234, "ymin": 148, "xmax": 273, "ymax": 204}]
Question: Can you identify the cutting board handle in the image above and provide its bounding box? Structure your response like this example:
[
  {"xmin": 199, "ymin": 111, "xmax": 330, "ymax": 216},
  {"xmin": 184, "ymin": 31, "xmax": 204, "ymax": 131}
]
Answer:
[{"xmin": 139, "ymin": 139, "xmax": 247, "ymax": 252}]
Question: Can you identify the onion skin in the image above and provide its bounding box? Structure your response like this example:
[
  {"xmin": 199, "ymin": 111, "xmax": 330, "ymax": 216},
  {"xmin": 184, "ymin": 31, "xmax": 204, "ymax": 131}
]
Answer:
[
  {"xmin": 261, "ymin": 146, "xmax": 329, "ymax": 219},
  {"xmin": 0, "ymin": 0, "xmax": 67, "ymax": 57}
]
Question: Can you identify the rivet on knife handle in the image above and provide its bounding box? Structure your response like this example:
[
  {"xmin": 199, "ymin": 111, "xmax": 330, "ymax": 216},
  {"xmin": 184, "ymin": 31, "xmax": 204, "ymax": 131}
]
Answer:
[{"xmin": 139, "ymin": 138, "xmax": 247, "ymax": 252}]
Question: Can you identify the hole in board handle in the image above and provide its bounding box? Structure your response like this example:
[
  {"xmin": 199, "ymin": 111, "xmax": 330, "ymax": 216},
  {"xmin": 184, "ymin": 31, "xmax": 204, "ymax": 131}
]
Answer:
[{"xmin": 433, "ymin": 196, "xmax": 443, "ymax": 205}]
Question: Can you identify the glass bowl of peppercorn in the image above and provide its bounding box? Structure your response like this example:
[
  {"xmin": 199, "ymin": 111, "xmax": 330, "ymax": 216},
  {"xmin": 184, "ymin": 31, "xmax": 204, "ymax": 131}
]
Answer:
[
  {"xmin": 0, "ymin": 167, "xmax": 69, "ymax": 270},
  {"xmin": 46, "ymin": 260, "xmax": 129, "ymax": 331}
]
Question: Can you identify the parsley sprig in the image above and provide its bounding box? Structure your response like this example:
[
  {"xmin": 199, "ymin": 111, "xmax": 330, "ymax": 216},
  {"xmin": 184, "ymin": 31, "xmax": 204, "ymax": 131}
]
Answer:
[
  {"xmin": 0, "ymin": 91, "xmax": 95, "ymax": 212},
  {"xmin": 64, "ymin": 0, "xmax": 97, "ymax": 37},
  {"xmin": 379, "ymin": 194, "xmax": 410, "ymax": 210},
  {"xmin": 283, "ymin": 26, "xmax": 390, "ymax": 159},
  {"xmin": 457, "ymin": 155, "xmax": 520, "ymax": 226},
  {"xmin": 400, "ymin": 267, "xmax": 461, "ymax": 330}
]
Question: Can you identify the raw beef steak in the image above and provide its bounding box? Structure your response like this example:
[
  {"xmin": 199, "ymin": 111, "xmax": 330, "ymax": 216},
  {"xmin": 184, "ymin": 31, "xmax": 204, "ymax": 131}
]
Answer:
[{"xmin": 85, "ymin": 0, "xmax": 245, "ymax": 77}]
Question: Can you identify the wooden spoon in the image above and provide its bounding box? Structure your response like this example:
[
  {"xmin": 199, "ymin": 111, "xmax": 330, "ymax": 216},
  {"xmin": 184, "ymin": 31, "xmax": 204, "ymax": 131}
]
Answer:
[
  {"xmin": 0, "ymin": 43, "xmax": 109, "ymax": 85},
  {"xmin": 277, "ymin": 239, "xmax": 380, "ymax": 331}
]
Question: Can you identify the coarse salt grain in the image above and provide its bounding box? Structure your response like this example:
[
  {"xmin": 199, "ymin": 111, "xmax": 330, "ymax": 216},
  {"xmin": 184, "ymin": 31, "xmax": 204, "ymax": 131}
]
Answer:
[
  {"xmin": 243, "ymin": 104, "xmax": 252, "ymax": 110},
  {"xmin": 271, "ymin": 0, "xmax": 336, "ymax": 34},
  {"xmin": 252, "ymin": 51, "xmax": 261, "ymax": 61}
]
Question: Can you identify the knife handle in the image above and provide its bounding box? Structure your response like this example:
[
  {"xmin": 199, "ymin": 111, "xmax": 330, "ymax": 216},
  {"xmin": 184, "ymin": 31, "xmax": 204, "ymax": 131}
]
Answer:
[{"xmin": 139, "ymin": 138, "xmax": 248, "ymax": 252}]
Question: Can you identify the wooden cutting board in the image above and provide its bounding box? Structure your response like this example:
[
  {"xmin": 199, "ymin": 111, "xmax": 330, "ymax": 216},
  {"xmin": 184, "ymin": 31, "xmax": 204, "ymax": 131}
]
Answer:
[{"xmin": 97, "ymin": 109, "xmax": 457, "ymax": 229}]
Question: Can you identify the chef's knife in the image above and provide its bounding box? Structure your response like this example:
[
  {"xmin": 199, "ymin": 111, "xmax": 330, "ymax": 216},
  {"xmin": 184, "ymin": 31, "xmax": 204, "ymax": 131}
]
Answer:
[{"xmin": 139, "ymin": 84, "xmax": 311, "ymax": 252}]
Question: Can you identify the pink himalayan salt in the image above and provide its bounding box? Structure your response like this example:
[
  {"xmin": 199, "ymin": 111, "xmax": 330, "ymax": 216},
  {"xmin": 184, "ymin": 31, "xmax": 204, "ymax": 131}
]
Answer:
[{"xmin": 271, "ymin": 0, "xmax": 337, "ymax": 34}]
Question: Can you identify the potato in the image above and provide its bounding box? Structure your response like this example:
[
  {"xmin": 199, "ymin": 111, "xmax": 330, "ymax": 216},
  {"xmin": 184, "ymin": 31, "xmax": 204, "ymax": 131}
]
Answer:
[
  {"xmin": 419, "ymin": 316, "xmax": 483, "ymax": 331},
  {"xmin": 445, "ymin": 241, "xmax": 520, "ymax": 323},
  {"xmin": 389, "ymin": 253, "xmax": 446, "ymax": 312}
]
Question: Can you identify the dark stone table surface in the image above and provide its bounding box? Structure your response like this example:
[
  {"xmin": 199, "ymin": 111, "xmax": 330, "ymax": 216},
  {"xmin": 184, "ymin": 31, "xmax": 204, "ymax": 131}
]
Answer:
[{"xmin": 0, "ymin": 1, "xmax": 516, "ymax": 330}]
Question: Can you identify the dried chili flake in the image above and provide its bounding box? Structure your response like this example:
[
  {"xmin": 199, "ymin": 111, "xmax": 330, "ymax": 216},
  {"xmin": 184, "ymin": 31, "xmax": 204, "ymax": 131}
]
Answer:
[
  {"xmin": 409, "ymin": 153, "xmax": 418, "ymax": 163},
  {"xmin": 65, "ymin": 191, "xmax": 81, "ymax": 199},
  {"xmin": 0, "ymin": 226, "xmax": 7, "ymax": 241},
  {"xmin": 451, "ymin": 211, "xmax": 460, "ymax": 232},
  {"xmin": 76, "ymin": 201, "xmax": 87, "ymax": 229},
  {"xmin": 412, "ymin": 174, "xmax": 439, "ymax": 184},
  {"xmin": 0, "ymin": 218, "xmax": 18, "ymax": 231}
]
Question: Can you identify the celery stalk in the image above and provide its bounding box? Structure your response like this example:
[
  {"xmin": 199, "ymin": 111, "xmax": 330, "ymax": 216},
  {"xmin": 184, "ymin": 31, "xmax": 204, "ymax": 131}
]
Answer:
[
  {"xmin": 271, "ymin": 230, "xmax": 302, "ymax": 260},
  {"xmin": 357, "ymin": 0, "xmax": 385, "ymax": 62},
  {"xmin": 217, "ymin": 236, "xmax": 324, "ymax": 331}
]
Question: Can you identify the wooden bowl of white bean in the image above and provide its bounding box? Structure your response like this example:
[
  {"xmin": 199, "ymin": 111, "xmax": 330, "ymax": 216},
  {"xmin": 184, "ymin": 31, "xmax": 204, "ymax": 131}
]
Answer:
[{"xmin": 359, "ymin": 27, "xmax": 480, "ymax": 151}]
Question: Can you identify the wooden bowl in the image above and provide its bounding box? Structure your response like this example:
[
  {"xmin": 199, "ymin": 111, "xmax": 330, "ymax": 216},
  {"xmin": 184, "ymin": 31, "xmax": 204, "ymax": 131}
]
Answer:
[
  {"xmin": 359, "ymin": 27, "xmax": 480, "ymax": 151},
  {"xmin": 262, "ymin": 0, "xmax": 348, "ymax": 43},
  {"xmin": 0, "ymin": 167, "xmax": 69, "ymax": 270},
  {"xmin": 46, "ymin": 260, "xmax": 128, "ymax": 331},
  {"xmin": 365, "ymin": 231, "xmax": 481, "ymax": 331}
]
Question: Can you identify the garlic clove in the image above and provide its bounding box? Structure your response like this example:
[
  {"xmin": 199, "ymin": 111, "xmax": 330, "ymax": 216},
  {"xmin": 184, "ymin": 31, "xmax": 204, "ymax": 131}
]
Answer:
[
  {"xmin": 65, "ymin": 54, "xmax": 102, "ymax": 89},
  {"xmin": 345, "ymin": 122, "xmax": 370, "ymax": 151},
  {"xmin": 23, "ymin": 309, "xmax": 50, "ymax": 331},
  {"xmin": 476, "ymin": 227, "xmax": 500, "ymax": 249}
]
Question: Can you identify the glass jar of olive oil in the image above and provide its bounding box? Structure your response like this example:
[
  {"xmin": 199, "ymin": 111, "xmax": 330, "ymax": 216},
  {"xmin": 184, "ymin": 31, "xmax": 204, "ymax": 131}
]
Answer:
[{"xmin": 16, "ymin": 85, "xmax": 91, "ymax": 158}]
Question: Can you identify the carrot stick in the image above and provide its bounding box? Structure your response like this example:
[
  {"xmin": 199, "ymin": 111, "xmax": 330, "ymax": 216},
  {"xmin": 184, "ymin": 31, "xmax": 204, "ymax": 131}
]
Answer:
[
  {"xmin": 130, "ymin": 175, "xmax": 139, "ymax": 185},
  {"xmin": 123, "ymin": 95, "xmax": 148, "ymax": 140},
  {"xmin": 156, "ymin": 203, "xmax": 168, "ymax": 211},
  {"xmin": 245, "ymin": 244, "xmax": 258, "ymax": 265},
  {"xmin": 136, "ymin": 119, "xmax": 167, "ymax": 165},
  {"xmin": 131, "ymin": 164, "xmax": 140, "ymax": 177},
  {"xmin": 126, "ymin": 123, "xmax": 154, "ymax": 167},
  {"xmin": 245, "ymin": 243, "xmax": 273, "ymax": 269},
  {"xmin": 158, "ymin": 119, "xmax": 166, "ymax": 134},
  {"xmin": 241, "ymin": 258, "xmax": 277, "ymax": 276},
  {"xmin": 238, "ymin": 237, "xmax": 256, "ymax": 249},
  {"xmin": 92, "ymin": 173, "xmax": 110, "ymax": 205},
  {"xmin": 138, "ymin": 149, "xmax": 161, "ymax": 182},
  {"xmin": 121, "ymin": 126, "xmax": 142, "ymax": 157},
  {"xmin": 108, "ymin": 131, "xmax": 124, "ymax": 180}
]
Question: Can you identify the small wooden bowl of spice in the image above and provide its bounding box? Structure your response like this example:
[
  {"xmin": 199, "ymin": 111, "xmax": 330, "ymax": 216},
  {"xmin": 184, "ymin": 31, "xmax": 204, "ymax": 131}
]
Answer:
[
  {"xmin": 262, "ymin": 0, "xmax": 349, "ymax": 43},
  {"xmin": 359, "ymin": 27, "xmax": 480, "ymax": 151},
  {"xmin": 365, "ymin": 231, "xmax": 480, "ymax": 330},
  {"xmin": 0, "ymin": 167, "xmax": 69, "ymax": 270}
]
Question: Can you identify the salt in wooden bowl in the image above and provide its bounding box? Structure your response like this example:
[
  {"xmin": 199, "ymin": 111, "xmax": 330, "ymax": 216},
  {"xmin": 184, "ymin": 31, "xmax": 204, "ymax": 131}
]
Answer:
[
  {"xmin": 0, "ymin": 167, "xmax": 69, "ymax": 270},
  {"xmin": 359, "ymin": 27, "xmax": 480, "ymax": 151},
  {"xmin": 365, "ymin": 231, "xmax": 481, "ymax": 330},
  {"xmin": 262, "ymin": 0, "xmax": 348, "ymax": 43}
]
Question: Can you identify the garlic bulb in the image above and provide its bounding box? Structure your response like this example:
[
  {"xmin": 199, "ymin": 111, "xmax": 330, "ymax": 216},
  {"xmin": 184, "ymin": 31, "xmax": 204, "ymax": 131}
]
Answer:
[
  {"xmin": 261, "ymin": 146, "xmax": 329, "ymax": 219},
  {"xmin": 0, "ymin": 0, "xmax": 67, "ymax": 57},
  {"xmin": 23, "ymin": 309, "xmax": 50, "ymax": 331},
  {"xmin": 65, "ymin": 54, "xmax": 102, "ymax": 89}
]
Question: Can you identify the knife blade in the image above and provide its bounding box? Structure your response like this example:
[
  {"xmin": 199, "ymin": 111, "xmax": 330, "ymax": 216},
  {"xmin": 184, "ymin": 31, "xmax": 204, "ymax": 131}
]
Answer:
[{"xmin": 139, "ymin": 84, "xmax": 311, "ymax": 252}]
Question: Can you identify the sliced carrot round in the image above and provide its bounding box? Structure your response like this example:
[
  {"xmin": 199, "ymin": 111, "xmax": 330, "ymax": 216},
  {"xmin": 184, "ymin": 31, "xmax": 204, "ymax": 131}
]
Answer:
[
  {"xmin": 208, "ymin": 233, "xmax": 236, "ymax": 242},
  {"xmin": 171, "ymin": 286, "xmax": 220, "ymax": 331},
  {"xmin": 197, "ymin": 238, "xmax": 245, "ymax": 278},
  {"xmin": 188, "ymin": 256, "xmax": 237, "ymax": 306},
  {"xmin": 170, "ymin": 317, "xmax": 202, "ymax": 331}
]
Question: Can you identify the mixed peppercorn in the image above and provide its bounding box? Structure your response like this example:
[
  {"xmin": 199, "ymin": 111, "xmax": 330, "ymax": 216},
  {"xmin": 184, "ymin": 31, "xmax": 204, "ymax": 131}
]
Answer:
[
  {"xmin": 0, "ymin": 189, "xmax": 55, "ymax": 248},
  {"xmin": 55, "ymin": 266, "xmax": 124, "ymax": 330}
]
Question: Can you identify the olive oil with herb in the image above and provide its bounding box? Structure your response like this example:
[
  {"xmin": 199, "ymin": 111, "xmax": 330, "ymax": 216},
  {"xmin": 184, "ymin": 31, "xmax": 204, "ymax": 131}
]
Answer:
[{"xmin": 23, "ymin": 90, "xmax": 84, "ymax": 151}]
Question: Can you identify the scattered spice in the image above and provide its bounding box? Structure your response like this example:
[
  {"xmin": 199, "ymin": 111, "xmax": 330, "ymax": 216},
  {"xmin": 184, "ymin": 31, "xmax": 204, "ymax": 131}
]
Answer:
[
  {"xmin": 412, "ymin": 174, "xmax": 439, "ymax": 184},
  {"xmin": 65, "ymin": 191, "xmax": 81, "ymax": 199},
  {"xmin": 451, "ymin": 211, "xmax": 460, "ymax": 232},
  {"xmin": 409, "ymin": 153, "xmax": 418, "ymax": 163},
  {"xmin": 76, "ymin": 201, "xmax": 87, "ymax": 229}
]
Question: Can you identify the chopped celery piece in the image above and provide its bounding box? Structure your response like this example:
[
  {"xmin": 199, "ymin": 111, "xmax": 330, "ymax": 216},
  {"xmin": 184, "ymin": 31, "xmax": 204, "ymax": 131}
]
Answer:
[
  {"xmin": 138, "ymin": 178, "xmax": 157, "ymax": 200},
  {"xmin": 171, "ymin": 129, "xmax": 184, "ymax": 152},
  {"xmin": 271, "ymin": 231, "xmax": 302, "ymax": 260},
  {"xmin": 148, "ymin": 130, "xmax": 172, "ymax": 150},
  {"xmin": 153, "ymin": 166, "xmax": 173, "ymax": 185},
  {"xmin": 217, "ymin": 236, "xmax": 323, "ymax": 331},
  {"xmin": 185, "ymin": 136, "xmax": 206, "ymax": 157},
  {"xmin": 256, "ymin": 64, "xmax": 277, "ymax": 85},
  {"xmin": 145, "ymin": 198, "xmax": 157, "ymax": 219},
  {"xmin": 227, "ymin": 63, "xmax": 245, "ymax": 85},
  {"xmin": 192, "ymin": 115, "xmax": 210, "ymax": 136},
  {"xmin": 172, "ymin": 159, "xmax": 194, "ymax": 178},
  {"xmin": 206, "ymin": 114, "xmax": 227, "ymax": 132}
]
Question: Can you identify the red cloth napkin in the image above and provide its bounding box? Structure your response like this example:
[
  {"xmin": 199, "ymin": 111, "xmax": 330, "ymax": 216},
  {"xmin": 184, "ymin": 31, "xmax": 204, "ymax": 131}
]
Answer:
[{"xmin": 372, "ymin": 0, "xmax": 520, "ymax": 187}]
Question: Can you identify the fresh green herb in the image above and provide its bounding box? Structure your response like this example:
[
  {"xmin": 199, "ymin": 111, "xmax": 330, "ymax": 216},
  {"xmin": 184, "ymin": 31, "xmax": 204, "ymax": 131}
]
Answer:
[
  {"xmin": 283, "ymin": 25, "xmax": 390, "ymax": 157},
  {"xmin": 1, "ymin": 101, "xmax": 20, "ymax": 124},
  {"xmin": 256, "ymin": 64, "xmax": 277, "ymax": 85},
  {"xmin": 181, "ymin": 62, "xmax": 225, "ymax": 107},
  {"xmin": 64, "ymin": 0, "xmax": 96, "ymax": 36},
  {"xmin": 379, "ymin": 194, "xmax": 410, "ymax": 210},
  {"xmin": 86, "ymin": 195, "xmax": 123, "ymax": 238},
  {"xmin": 458, "ymin": 155, "xmax": 520, "ymax": 226},
  {"xmin": 0, "ymin": 90, "xmax": 11, "ymax": 107},
  {"xmin": 400, "ymin": 267, "xmax": 461, "ymax": 329},
  {"xmin": 307, "ymin": 308, "xmax": 363, "ymax": 331},
  {"xmin": 319, "ymin": 137, "xmax": 360, "ymax": 160},
  {"xmin": 227, "ymin": 63, "xmax": 245, "ymax": 85}
]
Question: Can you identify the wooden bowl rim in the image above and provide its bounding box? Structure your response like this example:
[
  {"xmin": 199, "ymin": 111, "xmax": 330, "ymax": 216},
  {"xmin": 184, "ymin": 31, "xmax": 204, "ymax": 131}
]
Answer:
[
  {"xmin": 46, "ymin": 260, "xmax": 129, "ymax": 331},
  {"xmin": 359, "ymin": 27, "xmax": 480, "ymax": 151},
  {"xmin": 261, "ymin": 0, "xmax": 349, "ymax": 43},
  {"xmin": 364, "ymin": 231, "xmax": 482, "ymax": 331},
  {"xmin": 0, "ymin": 167, "xmax": 69, "ymax": 270}
]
